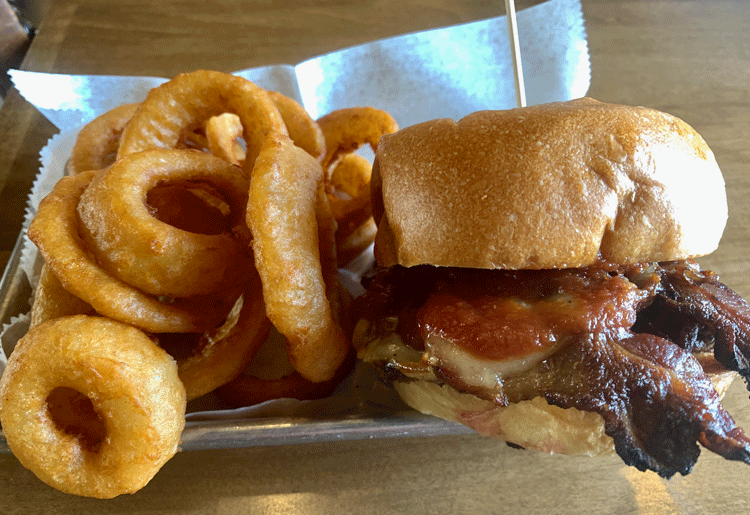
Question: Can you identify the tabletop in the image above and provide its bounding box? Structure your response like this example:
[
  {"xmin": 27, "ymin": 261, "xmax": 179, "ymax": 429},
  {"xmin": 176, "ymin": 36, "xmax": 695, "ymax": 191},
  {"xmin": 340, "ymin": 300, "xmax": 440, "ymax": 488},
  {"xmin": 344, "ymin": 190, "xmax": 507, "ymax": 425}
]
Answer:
[{"xmin": 1, "ymin": 0, "xmax": 749, "ymax": 513}]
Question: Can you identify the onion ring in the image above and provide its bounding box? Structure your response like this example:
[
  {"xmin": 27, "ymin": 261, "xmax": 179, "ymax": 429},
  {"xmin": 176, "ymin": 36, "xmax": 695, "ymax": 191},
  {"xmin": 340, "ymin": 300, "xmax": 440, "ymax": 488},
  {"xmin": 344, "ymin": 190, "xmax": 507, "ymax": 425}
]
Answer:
[
  {"xmin": 329, "ymin": 153, "xmax": 372, "ymax": 201},
  {"xmin": 326, "ymin": 153, "xmax": 376, "ymax": 264},
  {"xmin": 27, "ymin": 170, "xmax": 238, "ymax": 333},
  {"xmin": 316, "ymin": 183, "xmax": 349, "ymax": 332},
  {"xmin": 146, "ymin": 182, "xmax": 233, "ymax": 235},
  {"xmin": 205, "ymin": 112, "xmax": 246, "ymax": 166},
  {"xmin": 29, "ymin": 266, "xmax": 269, "ymax": 401},
  {"xmin": 116, "ymin": 70, "xmax": 287, "ymax": 176},
  {"xmin": 337, "ymin": 217, "xmax": 378, "ymax": 267},
  {"xmin": 215, "ymin": 366, "xmax": 350, "ymax": 407},
  {"xmin": 267, "ymin": 91, "xmax": 326, "ymax": 162},
  {"xmin": 203, "ymin": 93, "xmax": 325, "ymax": 166},
  {"xmin": 317, "ymin": 108, "xmax": 397, "ymax": 263},
  {"xmin": 156, "ymin": 270, "xmax": 272, "ymax": 401},
  {"xmin": 66, "ymin": 103, "xmax": 139, "ymax": 175},
  {"xmin": 214, "ymin": 326, "xmax": 354, "ymax": 407},
  {"xmin": 327, "ymin": 154, "xmax": 373, "ymax": 233},
  {"xmin": 316, "ymin": 106, "xmax": 398, "ymax": 169},
  {"xmin": 248, "ymin": 135, "xmax": 350, "ymax": 382},
  {"xmin": 30, "ymin": 263, "xmax": 94, "ymax": 328},
  {"xmin": 0, "ymin": 315, "xmax": 186, "ymax": 498},
  {"xmin": 77, "ymin": 148, "xmax": 252, "ymax": 297}
]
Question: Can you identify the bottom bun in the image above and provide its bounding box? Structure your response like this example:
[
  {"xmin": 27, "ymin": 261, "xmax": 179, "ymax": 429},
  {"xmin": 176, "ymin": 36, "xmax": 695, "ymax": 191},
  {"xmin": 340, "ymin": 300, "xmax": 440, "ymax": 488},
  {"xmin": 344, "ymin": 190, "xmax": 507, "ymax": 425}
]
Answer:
[{"xmin": 394, "ymin": 363, "xmax": 737, "ymax": 457}]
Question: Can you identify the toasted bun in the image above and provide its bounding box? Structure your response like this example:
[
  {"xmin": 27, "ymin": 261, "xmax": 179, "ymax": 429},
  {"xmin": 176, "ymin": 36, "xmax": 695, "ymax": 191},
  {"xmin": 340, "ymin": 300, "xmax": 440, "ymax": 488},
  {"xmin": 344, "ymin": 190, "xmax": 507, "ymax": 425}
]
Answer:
[{"xmin": 372, "ymin": 98, "xmax": 727, "ymax": 269}]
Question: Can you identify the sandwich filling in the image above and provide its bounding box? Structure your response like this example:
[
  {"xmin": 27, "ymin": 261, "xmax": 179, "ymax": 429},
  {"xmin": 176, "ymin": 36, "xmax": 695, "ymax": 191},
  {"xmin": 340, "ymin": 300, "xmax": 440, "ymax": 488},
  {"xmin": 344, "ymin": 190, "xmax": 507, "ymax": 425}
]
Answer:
[{"xmin": 353, "ymin": 260, "xmax": 750, "ymax": 477}]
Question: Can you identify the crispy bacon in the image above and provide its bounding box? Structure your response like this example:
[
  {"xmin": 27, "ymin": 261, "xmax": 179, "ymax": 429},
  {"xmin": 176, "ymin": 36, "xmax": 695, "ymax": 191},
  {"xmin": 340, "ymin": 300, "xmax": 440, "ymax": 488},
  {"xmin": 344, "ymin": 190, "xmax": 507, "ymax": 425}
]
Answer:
[
  {"xmin": 498, "ymin": 331, "xmax": 750, "ymax": 477},
  {"xmin": 629, "ymin": 260, "xmax": 750, "ymax": 386},
  {"xmin": 354, "ymin": 261, "xmax": 750, "ymax": 476}
]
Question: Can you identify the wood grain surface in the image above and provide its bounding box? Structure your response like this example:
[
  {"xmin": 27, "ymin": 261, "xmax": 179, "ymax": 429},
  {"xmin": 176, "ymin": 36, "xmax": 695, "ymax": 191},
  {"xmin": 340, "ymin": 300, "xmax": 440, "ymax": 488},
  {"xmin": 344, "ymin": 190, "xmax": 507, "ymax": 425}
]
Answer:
[{"xmin": 1, "ymin": 1, "xmax": 749, "ymax": 513}]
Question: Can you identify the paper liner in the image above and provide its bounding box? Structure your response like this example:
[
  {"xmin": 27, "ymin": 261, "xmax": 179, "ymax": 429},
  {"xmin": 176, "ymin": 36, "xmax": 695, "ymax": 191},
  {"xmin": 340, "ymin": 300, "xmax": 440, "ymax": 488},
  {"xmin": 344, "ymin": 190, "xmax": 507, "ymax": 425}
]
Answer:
[
  {"xmin": 19, "ymin": 130, "xmax": 80, "ymax": 290},
  {"xmin": 0, "ymin": 314, "xmax": 30, "ymax": 378},
  {"xmin": 8, "ymin": 0, "xmax": 589, "ymax": 134}
]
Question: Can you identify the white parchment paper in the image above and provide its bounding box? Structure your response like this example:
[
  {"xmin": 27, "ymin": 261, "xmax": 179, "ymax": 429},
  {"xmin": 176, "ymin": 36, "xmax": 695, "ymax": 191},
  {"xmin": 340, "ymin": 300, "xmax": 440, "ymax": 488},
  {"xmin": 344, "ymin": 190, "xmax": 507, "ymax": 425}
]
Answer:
[{"xmin": 9, "ymin": 0, "xmax": 589, "ymax": 133}]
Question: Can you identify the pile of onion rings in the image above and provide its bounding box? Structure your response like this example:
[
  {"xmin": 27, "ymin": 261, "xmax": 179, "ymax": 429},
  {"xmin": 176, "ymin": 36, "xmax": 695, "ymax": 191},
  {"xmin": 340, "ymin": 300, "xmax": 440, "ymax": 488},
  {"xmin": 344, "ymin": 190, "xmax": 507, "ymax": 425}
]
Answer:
[
  {"xmin": 316, "ymin": 107, "xmax": 398, "ymax": 265},
  {"xmin": 1, "ymin": 69, "xmax": 396, "ymax": 497}
]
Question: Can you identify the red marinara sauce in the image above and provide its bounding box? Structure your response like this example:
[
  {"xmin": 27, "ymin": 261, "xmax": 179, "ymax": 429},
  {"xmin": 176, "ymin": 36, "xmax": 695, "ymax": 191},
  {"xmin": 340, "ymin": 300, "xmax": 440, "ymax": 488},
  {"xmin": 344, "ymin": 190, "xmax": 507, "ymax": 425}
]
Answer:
[{"xmin": 416, "ymin": 267, "xmax": 648, "ymax": 361}]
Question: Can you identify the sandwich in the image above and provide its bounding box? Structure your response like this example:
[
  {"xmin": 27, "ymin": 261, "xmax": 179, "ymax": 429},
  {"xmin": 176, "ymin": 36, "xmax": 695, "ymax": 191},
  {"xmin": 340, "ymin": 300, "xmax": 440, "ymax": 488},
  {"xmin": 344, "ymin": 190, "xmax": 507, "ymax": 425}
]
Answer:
[{"xmin": 352, "ymin": 98, "xmax": 750, "ymax": 478}]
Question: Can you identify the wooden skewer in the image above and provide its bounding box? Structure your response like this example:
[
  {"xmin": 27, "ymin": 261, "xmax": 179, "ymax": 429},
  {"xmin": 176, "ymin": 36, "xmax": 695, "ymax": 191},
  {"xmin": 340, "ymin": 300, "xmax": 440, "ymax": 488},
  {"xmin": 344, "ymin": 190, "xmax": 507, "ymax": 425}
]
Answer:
[{"xmin": 504, "ymin": 0, "xmax": 526, "ymax": 108}]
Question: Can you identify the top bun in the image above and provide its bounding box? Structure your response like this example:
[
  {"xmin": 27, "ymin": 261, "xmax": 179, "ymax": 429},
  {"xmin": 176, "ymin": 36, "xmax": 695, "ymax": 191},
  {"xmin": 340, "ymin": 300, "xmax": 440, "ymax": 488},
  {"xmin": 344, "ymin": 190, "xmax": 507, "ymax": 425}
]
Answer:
[{"xmin": 371, "ymin": 98, "xmax": 727, "ymax": 269}]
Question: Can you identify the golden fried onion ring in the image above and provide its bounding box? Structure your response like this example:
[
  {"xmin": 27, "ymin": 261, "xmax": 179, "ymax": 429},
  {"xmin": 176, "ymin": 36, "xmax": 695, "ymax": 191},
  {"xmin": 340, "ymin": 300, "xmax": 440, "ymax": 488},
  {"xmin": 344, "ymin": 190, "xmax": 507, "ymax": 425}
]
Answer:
[
  {"xmin": 203, "ymin": 92, "xmax": 325, "ymax": 167},
  {"xmin": 0, "ymin": 315, "xmax": 186, "ymax": 498},
  {"xmin": 327, "ymin": 153, "xmax": 376, "ymax": 264},
  {"xmin": 77, "ymin": 149, "xmax": 252, "ymax": 297},
  {"xmin": 145, "ymin": 182, "xmax": 233, "ymax": 234},
  {"xmin": 205, "ymin": 112, "xmax": 246, "ymax": 166},
  {"xmin": 316, "ymin": 182, "xmax": 349, "ymax": 332},
  {"xmin": 66, "ymin": 103, "xmax": 139, "ymax": 175},
  {"xmin": 29, "ymin": 264, "xmax": 270, "ymax": 401},
  {"xmin": 116, "ymin": 70, "xmax": 287, "ymax": 175},
  {"xmin": 329, "ymin": 152, "xmax": 372, "ymax": 202},
  {"xmin": 316, "ymin": 107, "xmax": 397, "ymax": 264},
  {"xmin": 316, "ymin": 106, "xmax": 398, "ymax": 169},
  {"xmin": 159, "ymin": 271, "xmax": 272, "ymax": 401},
  {"xmin": 30, "ymin": 264, "xmax": 94, "ymax": 328},
  {"xmin": 215, "ymin": 327, "xmax": 353, "ymax": 407},
  {"xmin": 267, "ymin": 91, "xmax": 326, "ymax": 162},
  {"xmin": 248, "ymin": 135, "xmax": 349, "ymax": 382},
  {"xmin": 28, "ymin": 170, "xmax": 238, "ymax": 333},
  {"xmin": 337, "ymin": 217, "xmax": 378, "ymax": 267},
  {"xmin": 216, "ymin": 368, "xmax": 348, "ymax": 407}
]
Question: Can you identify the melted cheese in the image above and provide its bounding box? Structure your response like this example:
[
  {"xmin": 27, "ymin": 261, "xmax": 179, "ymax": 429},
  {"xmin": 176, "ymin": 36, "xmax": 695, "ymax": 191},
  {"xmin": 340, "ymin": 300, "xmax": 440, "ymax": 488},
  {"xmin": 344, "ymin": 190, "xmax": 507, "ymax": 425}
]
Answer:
[
  {"xmin": 424, "ymin": 333, "xmax": 557, "ymax": 391},
  {"xmin": 356, "ymin": 320, "xmax": 557, "ymax": 393}
]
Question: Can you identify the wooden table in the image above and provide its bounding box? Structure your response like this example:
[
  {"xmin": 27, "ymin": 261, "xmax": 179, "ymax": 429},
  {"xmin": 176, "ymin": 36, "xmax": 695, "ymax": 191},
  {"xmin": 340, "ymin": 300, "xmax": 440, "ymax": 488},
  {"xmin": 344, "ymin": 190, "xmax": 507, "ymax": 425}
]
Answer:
[{"xmin": 1, "ymin": 1, "xmax": 749, "ymax": 513}]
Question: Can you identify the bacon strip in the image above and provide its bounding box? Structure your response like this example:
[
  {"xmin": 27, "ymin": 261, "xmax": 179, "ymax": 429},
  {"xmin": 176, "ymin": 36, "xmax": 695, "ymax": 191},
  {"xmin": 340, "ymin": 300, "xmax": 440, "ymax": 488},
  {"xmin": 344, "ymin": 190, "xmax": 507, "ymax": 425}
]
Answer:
[
  {"xmin": 630, "ymin": 261, "xmax": 750, "ymax": 387},
  {"xmin": 498, "ymin": 331, "xmax": 750, "ymax": 477},
  {"xmin": 355, "ymin": 262, "xmax": 750, "ymax": 476}
]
